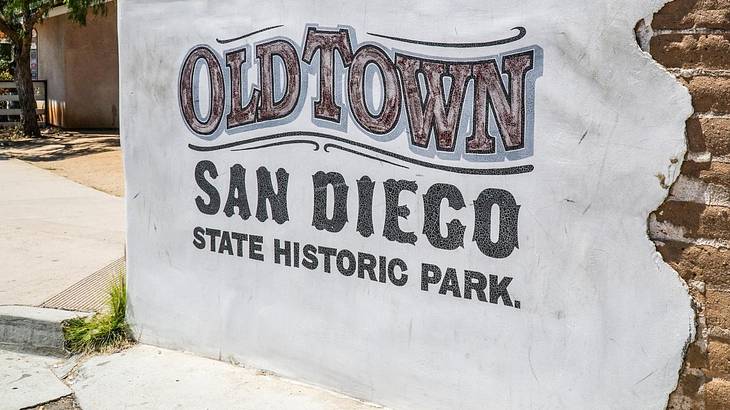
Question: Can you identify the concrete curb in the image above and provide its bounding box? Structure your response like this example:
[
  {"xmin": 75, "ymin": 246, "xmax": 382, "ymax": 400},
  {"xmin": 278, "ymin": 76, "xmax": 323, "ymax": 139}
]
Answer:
[{"xmin": 0, "ymin": 305, "xmax": 91, "ymax": 357}]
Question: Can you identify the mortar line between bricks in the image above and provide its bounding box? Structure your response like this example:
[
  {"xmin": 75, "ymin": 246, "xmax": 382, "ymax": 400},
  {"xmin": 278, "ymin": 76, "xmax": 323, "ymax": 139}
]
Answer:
[
  {"xmin": 690, "ymin": 113, "xmax": 730, "ymax": 119},
  {"xmin": 649, "ymin": 220, "xmax": 730, "ymax": 249},
  {"xmin": 685, "ymin": 151, "xmax": 730, "ymax": 163},
  {"xmin": 654, "ymin": 28, "xmax": 730, "ymax": 35},
  {"xmin": 668, "ymin": 69, "xmax": 730, "ymax": 78}
]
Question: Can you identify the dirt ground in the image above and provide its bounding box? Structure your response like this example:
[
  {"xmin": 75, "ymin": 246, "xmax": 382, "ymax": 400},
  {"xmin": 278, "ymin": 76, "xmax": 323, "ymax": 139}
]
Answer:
[
  {"xmin": 29, "ymin": 395, "xmax": 81, "ymax": 410},
  {"xmin": 0, "ymin": 130, "xmax": 124, "ymax": 197}
]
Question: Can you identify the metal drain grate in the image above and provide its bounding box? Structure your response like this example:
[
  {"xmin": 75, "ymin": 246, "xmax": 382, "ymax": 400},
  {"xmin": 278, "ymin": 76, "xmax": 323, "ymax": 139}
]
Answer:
[{"xmin": 41, "ymin": 257, "xmax": 126, "ymax": 313}]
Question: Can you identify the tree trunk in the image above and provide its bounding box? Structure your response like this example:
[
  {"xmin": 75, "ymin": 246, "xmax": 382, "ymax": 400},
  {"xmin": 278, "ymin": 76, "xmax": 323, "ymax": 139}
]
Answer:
[{"xmin": 14, "ymin": 35, "xmax": 40, "ymax": 137}]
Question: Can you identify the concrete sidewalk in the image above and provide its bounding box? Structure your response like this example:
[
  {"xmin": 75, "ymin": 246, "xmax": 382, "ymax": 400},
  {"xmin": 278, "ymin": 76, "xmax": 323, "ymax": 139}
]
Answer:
[
  {"xmin": 0, "ymin": 158, "xmax": 125, "ymax": 307},
  {"xmin": 1, "ymin": 348, "xmax": 72, "ymax": 409},
  {"xmin": 0, "ymin": 344, "xmax": 384, "ymax": 410}
]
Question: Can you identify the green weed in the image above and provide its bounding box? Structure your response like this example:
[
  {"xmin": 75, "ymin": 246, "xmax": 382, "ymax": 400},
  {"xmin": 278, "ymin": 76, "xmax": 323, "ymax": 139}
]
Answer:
[{"xmin": 63, "ymin": 272, "xmax": 133, "ymax": 354}]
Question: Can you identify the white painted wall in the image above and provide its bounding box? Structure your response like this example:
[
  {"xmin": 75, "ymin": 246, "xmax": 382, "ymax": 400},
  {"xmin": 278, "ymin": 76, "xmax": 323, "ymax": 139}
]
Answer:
[{"xmin": 119, "ymin": 1, "xmax": 694, "ymax": 408}]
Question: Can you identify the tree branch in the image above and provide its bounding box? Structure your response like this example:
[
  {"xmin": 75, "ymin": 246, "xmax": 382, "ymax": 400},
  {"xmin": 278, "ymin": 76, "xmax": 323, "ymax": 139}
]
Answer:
[
  {"xmin": 29, "ymin": 2, "xmax": 60, "ymax": 27},
  {"xmin": 0, "ymin": 15, "xmax": 20, "ymax": 44}
]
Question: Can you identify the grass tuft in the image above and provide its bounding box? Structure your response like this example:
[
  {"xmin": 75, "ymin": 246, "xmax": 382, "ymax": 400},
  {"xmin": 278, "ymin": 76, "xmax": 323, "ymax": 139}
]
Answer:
[{"xmin": 63, "ymin": 272, "xmax": 133, "ymax": 354}]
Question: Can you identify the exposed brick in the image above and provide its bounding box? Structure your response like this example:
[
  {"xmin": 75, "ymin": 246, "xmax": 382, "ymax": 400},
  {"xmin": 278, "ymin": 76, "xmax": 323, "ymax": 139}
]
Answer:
[
  {"xmin": 652, "ymin": 1, "xmax": 730, "ymax": 407},
  {"xmin": 657, "ymin": 241, "xmax": 730, "ymax": 286},
  {"xmin": 706, "ymin": 377, "xmax": 730, "ymax": 410},
  {"xmin": 653, "ymin": 0, "xmax": 730, "ymax": 30},
  {"xmin": 688, "ymin": 76, "xmax": 730, "ymax": 113},
  {"xmin": 655, "ymin": 201, "xmax": 730, "ymax": 240},
  {"xmin": 709, "ymin": 339, "xmax": 730, "ymax": 376},
  {"xmin": 652, "ymin": 34, "xmax": 730, "ymax": 69},
  {"xmin": 682, "ymin": 369, "xmax": 707, "ymax": 397},
  {"xmin": 707, "ymin": 289, "xmax": 730, "ymax": 331},
  {"xmin": 681, "ymin": 161, "xmax": 730, "ymax": 189},
  {"xmin": 687, "ymin": 119, "xmax": 705, "ymax": 152},
  {"xmin": 688, "ymin": 342, "xmax": 710, "ymax": 369},
  {"xmin": 668, "ymin": 379, "xmax": 704, "ymax": 410},
  {"xmin": 687, "ymin": 117, "xmax": 730, "ymax": 157}
]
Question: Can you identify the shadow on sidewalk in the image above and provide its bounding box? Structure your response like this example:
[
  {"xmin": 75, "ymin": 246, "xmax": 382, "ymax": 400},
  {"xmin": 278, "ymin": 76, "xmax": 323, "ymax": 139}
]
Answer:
[{"xmin": 0, "ymin": 129, "xmax": 120, "ymax": 162}]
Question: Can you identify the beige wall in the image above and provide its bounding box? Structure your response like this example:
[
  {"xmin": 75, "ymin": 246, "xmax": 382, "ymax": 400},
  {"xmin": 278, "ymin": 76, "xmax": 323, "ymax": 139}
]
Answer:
[{"xmin": 36, "ymin": 1, "xmax": 118, "ymax": 129}]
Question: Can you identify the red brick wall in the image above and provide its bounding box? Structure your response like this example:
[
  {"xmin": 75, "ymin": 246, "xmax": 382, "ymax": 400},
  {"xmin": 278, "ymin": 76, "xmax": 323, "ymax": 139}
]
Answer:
[{"xmin": 648, "ymin": 1, "xmax": 730, "ymax": 408}]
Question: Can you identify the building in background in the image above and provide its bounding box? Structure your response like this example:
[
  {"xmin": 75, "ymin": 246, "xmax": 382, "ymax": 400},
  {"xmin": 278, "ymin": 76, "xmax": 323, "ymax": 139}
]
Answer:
[{"xmin": 35, "ymin": 1, "xmax": 118, "ymax": 129}]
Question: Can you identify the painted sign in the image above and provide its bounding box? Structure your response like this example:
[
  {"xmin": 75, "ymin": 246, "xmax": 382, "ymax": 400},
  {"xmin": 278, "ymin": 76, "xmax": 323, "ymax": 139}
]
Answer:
[
  {"xmin": 182, "ymin": 26, "xmax": 539, "ymax": 272},
  {"xmin": 120, "ymin": 1, "xmax": 694, "ymax": 409}
]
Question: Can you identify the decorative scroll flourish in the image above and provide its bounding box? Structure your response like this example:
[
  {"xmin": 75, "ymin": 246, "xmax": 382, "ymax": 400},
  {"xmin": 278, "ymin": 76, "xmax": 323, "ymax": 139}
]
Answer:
[
  {"xmin": 323, "ymin": 143, "xmax": 408, "ymax": 169},
  {"xmin": 232, "ymin": 139, "xmax": 320, "ymax": 152},
  {"xmin": 366, "ymin": 26, "xmax": 526, "ymax": 48},
  {"xmin": 216, "ymin": 25, "xmax": 284, "ymax": 44},
  {"xmin": 188, "ymin": 131, "xmax": 534, "ymax": 176}
]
